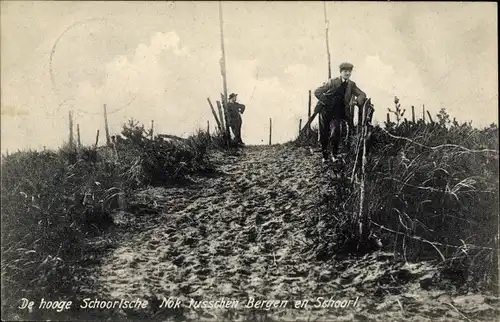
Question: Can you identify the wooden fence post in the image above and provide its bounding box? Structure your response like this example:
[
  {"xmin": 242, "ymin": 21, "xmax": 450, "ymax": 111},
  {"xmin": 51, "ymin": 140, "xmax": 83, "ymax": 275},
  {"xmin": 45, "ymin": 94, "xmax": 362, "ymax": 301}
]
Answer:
[
  {"xmin": 308, "ymin": 90, "xmax": 312, "ymax": 120},
  {"xmin": 151, "ymin": 120, "xmax": 154, "ymax": 139},
  {"xmin": 207, "ymin": 120, "xmax": 210, "ymax": 134},
  {"xmin": 94, "ymin": 129, "xmax": 100, "ymax": 148},
  {"xmin": 103, "ymin": 104, "xmax": 111, "ymax": 146},
  {"xmin": 220, "ymin": 93, "xmax": 231, "ymax": 139},
  {"xmin": 426, "ymin": 110, "xmax": 434, "ymax": 124},
  {"xmin": 386, "ymin": 113, "xmax": 390, "ymax": 124},
  {"xmin": 269, "ymin": 118, "xmax": 272, "ymax": 145},
  {"xmin": 350, "ymin": 96, "xmax": 355, "ymax": 131},
  {"xmin": 216, "ymin": 100, "xmax": 225, "ymax": 133},
  {"xmin": 299, "ymin": 119, "xmax": 302, "ymax": 136},
  {"xmin": 422, "ymin": 104, "xmax": 426, "ymax": 123},
  {"xmin": 68, "ymin": 110, "xmax": 74, "ymax": 149},
  {"xmin": 77, "ymin": 124, "xmax": 81, "ymax": 149},
  {"xmin": 411, "ymin": 106, "xmax": 415, "ymax": 123},
  {"xmin": 357, "ymin": 98, "xmax": 371, "ymax": 245},
  {"xmin": 207, "ymin": 98, "xmax": 222, "ymax": 133}
]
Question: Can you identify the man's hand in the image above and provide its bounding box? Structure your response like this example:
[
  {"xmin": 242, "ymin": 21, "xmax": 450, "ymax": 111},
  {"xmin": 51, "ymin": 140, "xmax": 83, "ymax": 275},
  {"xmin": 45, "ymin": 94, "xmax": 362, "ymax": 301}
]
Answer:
[{"xmin": 314, "ymin": 101, "xmax": 325, "ymax": 113}]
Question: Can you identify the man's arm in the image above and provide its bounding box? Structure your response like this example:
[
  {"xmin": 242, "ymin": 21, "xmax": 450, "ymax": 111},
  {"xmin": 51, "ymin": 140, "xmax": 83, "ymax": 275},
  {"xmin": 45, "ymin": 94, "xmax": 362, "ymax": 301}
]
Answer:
[
  {"xmin": 352, "ymin": 82, "xmax": 367, "ymax": 106},
  {"xmin": 314, "ymin": 79, "xmax": 334, "ymax": 102}
]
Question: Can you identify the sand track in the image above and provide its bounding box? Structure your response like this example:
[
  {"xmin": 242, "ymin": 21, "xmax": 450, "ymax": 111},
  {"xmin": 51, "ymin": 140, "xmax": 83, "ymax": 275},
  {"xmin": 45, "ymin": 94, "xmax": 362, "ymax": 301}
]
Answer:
[{"xmin": 93, "ymin": 145, "xmax": 498, "ymax": 321}]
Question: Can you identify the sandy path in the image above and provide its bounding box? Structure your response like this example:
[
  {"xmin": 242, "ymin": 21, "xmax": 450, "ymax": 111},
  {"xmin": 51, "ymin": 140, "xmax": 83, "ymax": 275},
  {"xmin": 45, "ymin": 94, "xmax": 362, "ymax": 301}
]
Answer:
[
  {"xmin": 98, "ymin": 145, "xmax": 322, "ymax": 305},
  {"xmin": 92, "ymin": 145, "xmax": 498, "ymax": 321}
]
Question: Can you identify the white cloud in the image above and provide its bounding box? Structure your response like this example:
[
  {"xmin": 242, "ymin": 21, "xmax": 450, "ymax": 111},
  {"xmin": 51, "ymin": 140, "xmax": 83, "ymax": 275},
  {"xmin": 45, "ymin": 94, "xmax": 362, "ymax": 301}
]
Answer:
[{"xmin": 1, "ymin": 2, "xmax": 497, "ymax": 153}]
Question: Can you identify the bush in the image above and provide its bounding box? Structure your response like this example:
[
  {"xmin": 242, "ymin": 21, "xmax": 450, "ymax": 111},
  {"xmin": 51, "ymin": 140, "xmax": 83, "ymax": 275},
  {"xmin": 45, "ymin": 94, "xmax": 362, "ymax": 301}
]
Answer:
[
  {"xmin": 112, "ymin": 119, "xmax": 217, "ymax": 187},
  {"xmin": 304, "ymin": 109, "xmax": 499, "ymax": 291},
  {"xmin": 1, "ymin": 147, "xmax": 121, "ymax": 313},
  {"xmin": 1, "ymin": 119, "xmax": 223, "ymax": 316}
]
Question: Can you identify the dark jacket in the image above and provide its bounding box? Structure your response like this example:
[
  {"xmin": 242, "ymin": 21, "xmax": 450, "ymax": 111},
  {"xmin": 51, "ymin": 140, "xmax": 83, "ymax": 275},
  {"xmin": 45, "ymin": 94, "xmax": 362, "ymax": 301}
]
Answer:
[
  {"xmin": 227, "ymin": 102, "xmax": 245, "ymax": 120},
  {"xmin": 314, "ymin": 77, "xmax": 366, "ymax": 116}
]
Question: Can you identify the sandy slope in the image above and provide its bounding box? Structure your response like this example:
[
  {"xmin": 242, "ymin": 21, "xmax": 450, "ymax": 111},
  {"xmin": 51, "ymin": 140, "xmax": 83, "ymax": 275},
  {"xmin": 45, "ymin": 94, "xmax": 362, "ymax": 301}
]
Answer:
[{"xmin": 91, "ymin": 144, "xmax": 497, "ymax": 321}]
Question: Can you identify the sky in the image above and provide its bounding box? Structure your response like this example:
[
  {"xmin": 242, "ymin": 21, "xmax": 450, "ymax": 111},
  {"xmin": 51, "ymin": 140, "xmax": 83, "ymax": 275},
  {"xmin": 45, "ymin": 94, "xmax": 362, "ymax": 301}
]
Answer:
[{"xmin": 1, "ymin": 1, "xmax": 498, "ymax": 152}]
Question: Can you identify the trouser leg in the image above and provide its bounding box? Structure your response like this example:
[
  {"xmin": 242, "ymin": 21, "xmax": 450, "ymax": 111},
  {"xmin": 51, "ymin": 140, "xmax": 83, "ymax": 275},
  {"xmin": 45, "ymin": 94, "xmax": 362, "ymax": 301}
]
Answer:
[
  {"xmin": 318, "ymin": 108, "xmax": 334, "ymax": 159},
  {"xmin": 330, "ymin": 118, "xmax": 343, "ymax": 156},
  {"xmin": 230, "ymin": 116, "xmax": 242, "ymax": 143},
  {"xmin": 236, "ymin": 118, "xmax": 243, "ymax": 143}
]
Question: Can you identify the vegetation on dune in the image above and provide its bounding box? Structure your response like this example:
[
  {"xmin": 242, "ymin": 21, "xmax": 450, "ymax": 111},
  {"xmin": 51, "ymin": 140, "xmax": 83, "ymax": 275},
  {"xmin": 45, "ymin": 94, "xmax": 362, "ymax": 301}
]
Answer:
[
  {"xmin": 1, "ymin": 105, "xmax": 498, "ymax": 320},
  {"xmin": 303, "ymin": 108, "xmax": 499, "ymax": 292},
  {"xmin": 0, "ymin": 119, "xmax": 224, "ymax": 315}
]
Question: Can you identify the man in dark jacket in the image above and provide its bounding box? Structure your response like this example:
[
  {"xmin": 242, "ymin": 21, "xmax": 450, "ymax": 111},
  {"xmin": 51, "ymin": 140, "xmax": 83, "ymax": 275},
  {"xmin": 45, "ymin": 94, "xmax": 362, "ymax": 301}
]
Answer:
[
  {"xmin": 314, "ymin": 62, "xmax": 366, "ymax": 163},
  {"xmin": 227, "ymin": 93, "xmax": 246, "ymax": 145}
]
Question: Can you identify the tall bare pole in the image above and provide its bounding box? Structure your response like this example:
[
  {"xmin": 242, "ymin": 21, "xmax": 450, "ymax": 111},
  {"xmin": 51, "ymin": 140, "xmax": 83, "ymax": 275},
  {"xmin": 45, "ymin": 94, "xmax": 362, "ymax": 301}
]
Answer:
[
  {"xmin": 297, "ymin": 3, "xmax": 332, "ymax": 139},
  {"xmin": 324, "ymin": 1, "xmax": 332, "ymax": 79},
  {"xmin": 218, "ymin": 1, "xmax": 231, "ymax": 140}
]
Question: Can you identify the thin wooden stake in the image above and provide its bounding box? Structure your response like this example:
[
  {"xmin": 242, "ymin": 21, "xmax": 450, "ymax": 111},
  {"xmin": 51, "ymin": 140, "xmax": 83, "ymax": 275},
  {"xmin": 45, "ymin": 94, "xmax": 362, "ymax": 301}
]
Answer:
[
  {"xmin": 207, "ymin": 98, "xmax": 222, "ymax": 132},
  {"xmin": 151, "ymin": 120, "xmax": 154, "ymax": 139},
  {"xmin": 216, "ymin": 100, "xmax": 225, "ymax": 133},
  {"xmin": 94, "ymin": 129, "xmax": 100, "ymax": 148},
  {"xmin": 308, "ymin": 90, "xmax": 312, "ymax": 120},
  {"xmin": 422, "ymin": 104, "xmax": 426, "ymax": 123},
  {"xmin": 351, "ymin": 99, "xmax": 370, "ymax": 184},
  {"xmin": 299, "ymin": 119, "xmax": 302, "ymax": 136},
  {"xmin": 103, "ymin": 104, "xmax": 111, "ymax": 146},
  {"xmin": 269, "ymin": 118, "xmax": 273, "ymax": 145},
  {"xmin": 323, "ymin": 1, "xmax": 331, "ymax": 79},
  {"xmin": 411, "ymin": 106, "xmax": 415, "ymax": 123},
  {"xmin": 426, "ymin": 110, "xmax": 434, "ymax": 124},
  {"xmin": 77, "ymin": 124, "xmax": 81, "ymax": 149},
  {"xmin": 207, "ymin": 120, "xmax": 210, "ymax": 134},
  {"xmin": 358, "ymin": 99, "xmax": 371, "ymax": 244},
  {"xmin": 68, "ymin": 110, "xmax": 74, "ymax": 149},
  {"xmin": 387, "ymin": 113, "xmax": 391, "ymax": 124}
]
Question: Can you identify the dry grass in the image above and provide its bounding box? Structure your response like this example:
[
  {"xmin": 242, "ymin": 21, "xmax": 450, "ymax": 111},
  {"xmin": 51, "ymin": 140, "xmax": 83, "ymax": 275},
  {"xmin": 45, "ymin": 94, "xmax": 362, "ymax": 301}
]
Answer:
[
  {"xmin": 0, "ymin": 119, "xmax": 225, "ymax": 316},
  {"xmin": 302, "ymin": 109, "xmax": 499, "ymax": 292}
]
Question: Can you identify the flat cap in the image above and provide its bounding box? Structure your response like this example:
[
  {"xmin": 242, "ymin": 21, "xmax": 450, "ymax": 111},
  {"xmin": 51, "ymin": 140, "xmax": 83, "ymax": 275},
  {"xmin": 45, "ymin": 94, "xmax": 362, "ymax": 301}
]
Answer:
[
  {"xmin": 339, "ymin": 62, "xmax": 354, "ymax": 71},
  {"xmin": 229, "ymin": 93, "xmax": 238, "ymax": 99}
]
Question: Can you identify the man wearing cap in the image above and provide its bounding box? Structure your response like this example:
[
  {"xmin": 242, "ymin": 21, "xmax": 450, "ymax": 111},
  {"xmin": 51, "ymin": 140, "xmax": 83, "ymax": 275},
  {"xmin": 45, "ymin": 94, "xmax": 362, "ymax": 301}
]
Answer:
[
  {"xmin": 314, "ymin": 62, "xmax": 367, "ymax": 163},
  {"xmin": 227, "ymin": 93, "xmax": 246, "ymax": 146}
]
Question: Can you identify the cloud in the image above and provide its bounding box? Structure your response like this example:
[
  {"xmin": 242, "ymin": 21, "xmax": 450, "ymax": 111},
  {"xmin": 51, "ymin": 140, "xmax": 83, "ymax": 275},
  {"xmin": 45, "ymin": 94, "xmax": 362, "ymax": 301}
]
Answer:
[
  {"xmin": 68, "ymin": 30, "xmax": 321, "ymax": 145},
  {"xmin": 2, "ymin": 2, "xmax": 496, "ymax": 153},
  {"xmin": 1, "ymin": 104, "xmax": 29, "ymax": 117}
]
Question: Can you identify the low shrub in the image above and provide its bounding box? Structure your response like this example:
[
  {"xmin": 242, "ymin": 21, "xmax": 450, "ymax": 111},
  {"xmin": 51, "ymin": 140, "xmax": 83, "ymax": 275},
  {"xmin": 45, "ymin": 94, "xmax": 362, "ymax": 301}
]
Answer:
[
  {"xmin": 1, "ymin": 119, "xmax": 223, "ymax": 316},
  {"xmin": 304, "ymin": 109, "xmax": 499, "ymax": 291}
]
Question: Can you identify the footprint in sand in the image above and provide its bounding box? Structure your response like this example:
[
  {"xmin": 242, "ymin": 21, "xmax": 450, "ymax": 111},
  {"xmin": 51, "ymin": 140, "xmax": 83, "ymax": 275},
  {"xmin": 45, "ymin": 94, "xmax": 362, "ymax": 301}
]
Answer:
[{"xmin": 87, "ymin": 144, "xmax": 496, "ymax": 321}]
